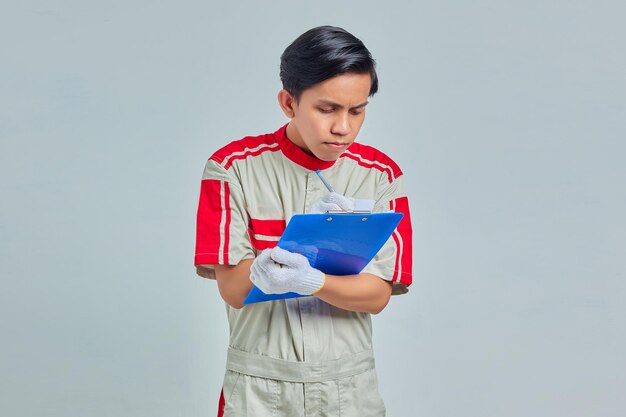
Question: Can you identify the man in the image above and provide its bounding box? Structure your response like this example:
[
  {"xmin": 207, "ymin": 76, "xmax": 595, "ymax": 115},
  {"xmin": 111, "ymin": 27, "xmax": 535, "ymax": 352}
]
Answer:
[{"xmin": 195, "ymin": 25, "xmax": 413, "ymax": 417}]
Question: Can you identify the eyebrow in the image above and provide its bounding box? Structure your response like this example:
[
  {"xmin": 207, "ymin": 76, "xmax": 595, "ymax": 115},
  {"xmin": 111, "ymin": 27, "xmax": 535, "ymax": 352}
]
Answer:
[{"xmin": 316, "ymin": 99, "xmax": 369, "ymax": 110}]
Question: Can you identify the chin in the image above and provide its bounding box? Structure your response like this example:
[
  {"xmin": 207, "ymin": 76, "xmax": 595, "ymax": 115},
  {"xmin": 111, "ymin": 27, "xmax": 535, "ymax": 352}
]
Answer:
[{"xmin": 314, "ymin": 152, "xmax": 342, "ymax": 162}]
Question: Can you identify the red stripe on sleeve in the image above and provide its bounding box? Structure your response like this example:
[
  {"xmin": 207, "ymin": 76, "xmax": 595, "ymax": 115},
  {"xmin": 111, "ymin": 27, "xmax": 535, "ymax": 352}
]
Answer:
[
  {"xmin": 391, "ymin": 196, "xmax": 413, "ymax": 286},
  {"xmin": 392, "ymin": 229, "xmax": 402, "ymax": 282},
  {"xmin": 194, "ymin": 179, "xmax": 225, "ymax": 265},
  {"xmin": 222, "ymin": 182, "xmax": 231, "ymax": 264}
]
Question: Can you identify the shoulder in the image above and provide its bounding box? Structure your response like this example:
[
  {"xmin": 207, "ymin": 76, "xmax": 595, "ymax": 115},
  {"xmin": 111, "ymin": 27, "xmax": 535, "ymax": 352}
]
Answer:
[
  {"xmin": 209, "ymin": 130, "xmax": 281, "ymax": 169},
  {"xmin": 340, "ymin": 142, "xmax": 403, "ymax": 182}
]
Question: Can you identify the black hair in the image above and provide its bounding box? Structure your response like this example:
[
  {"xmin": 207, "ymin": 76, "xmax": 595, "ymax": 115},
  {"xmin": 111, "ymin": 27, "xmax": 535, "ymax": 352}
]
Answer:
[{"xmin": 280, "ymin": 25, "xmax": 379, "ymax": 100}]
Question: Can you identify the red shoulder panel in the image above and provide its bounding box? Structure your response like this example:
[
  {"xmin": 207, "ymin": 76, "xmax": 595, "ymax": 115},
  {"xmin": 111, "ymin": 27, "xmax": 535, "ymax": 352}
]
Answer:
[
  {"xmin": 341, "ymin": 143, "xmax": 404, "ymax": 182},
  {"xmin": 209, "ymin": 132, "xmax": 279, "ymax": 169}
]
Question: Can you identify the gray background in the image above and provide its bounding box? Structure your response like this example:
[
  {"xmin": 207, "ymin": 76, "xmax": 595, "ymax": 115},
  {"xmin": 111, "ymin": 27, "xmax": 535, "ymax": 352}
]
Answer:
[{"xmin": 1, "ymin": 1, "xmax": 625, "ymax": 416}]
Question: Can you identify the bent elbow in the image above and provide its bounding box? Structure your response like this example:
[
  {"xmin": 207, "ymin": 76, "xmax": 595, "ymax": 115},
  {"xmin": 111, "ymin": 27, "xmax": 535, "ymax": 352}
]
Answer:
[
  {"xmin": 220, "ymin": 292, "xmax": 246, "ymax": 309},
  {"xmin": 370, "ymin": 292, "xmax": 392, "ymax": 315},
  {"xmin": 370, "ymin": 307, "xmax": 384, "ymax": 315},
  {"xmin": 218, "ymin": 287, "xmax": 247, "ymax": 310},
  {"xmin": 369, "ymin": 304, "xmax": 386, "ymax": 315},
  {"xmin": 227, "ymin": 301, "xmax": 245, "ymax": 309}
]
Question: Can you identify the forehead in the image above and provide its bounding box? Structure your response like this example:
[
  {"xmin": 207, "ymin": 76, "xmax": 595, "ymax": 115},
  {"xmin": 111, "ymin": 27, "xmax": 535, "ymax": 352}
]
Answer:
[{"xmin": 299, "ymin": 73, "xmax": 371, "ymax": 104}]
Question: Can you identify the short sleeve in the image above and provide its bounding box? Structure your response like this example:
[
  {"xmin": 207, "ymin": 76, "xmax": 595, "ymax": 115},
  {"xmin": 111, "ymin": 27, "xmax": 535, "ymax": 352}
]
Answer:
[
  {"xmin": 194, "ymin": 159, "xmax": 254, "ymax": 278},
  {"xmin": 361, "ymin": 174, "xmax": 413, "ymax": 295}
]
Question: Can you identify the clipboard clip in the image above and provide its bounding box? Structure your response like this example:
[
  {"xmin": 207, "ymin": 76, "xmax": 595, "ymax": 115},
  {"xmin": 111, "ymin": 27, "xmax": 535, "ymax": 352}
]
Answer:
[
  {"xmin": 325, "ymin": 209, "xmax": 373, "ymax": 214},
  {"xmin": 325, "ymin": 198, "xmax": 375, "ymax": 214}
]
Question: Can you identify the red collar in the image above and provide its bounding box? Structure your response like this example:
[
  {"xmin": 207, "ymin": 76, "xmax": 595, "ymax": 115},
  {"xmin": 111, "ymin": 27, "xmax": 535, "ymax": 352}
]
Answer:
[{"xmin": 274, "ymin": 124, "xmax": 337, "ymax": 171}]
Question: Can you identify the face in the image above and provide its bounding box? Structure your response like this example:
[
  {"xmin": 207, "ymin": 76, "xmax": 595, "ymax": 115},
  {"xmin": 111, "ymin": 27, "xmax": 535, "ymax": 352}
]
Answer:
[{"xmin": 279, "ymin": 73, "xmax": 371, "ymax": 161}]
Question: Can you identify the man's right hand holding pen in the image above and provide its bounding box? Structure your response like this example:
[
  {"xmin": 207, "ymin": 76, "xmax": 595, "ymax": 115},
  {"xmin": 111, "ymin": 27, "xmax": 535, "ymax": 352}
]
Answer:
[{"xmin": 313, "ymin": 170, "xmax": 374, "ymax": 213}]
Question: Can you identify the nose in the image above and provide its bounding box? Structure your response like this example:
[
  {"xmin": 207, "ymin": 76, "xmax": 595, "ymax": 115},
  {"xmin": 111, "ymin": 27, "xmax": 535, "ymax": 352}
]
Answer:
[{"xmin": 330, "ymin": 112, "xmax": 351, "ymax": 137}]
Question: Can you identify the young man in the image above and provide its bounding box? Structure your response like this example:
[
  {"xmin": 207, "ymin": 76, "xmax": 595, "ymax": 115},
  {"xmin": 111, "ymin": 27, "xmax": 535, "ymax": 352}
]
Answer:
[{"xmin": 195, "ymin": 25, "xmax": 412, "ymax": 417}]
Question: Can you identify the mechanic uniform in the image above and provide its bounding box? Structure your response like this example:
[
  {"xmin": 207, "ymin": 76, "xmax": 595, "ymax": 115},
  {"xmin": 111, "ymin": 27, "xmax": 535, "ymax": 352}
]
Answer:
[{"xmin": 194, "ymin": 124, "xmax": 413, "ymax": 417}]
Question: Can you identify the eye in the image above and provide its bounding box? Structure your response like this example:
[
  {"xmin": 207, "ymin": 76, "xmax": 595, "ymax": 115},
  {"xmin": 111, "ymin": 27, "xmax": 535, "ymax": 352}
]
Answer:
[
  {"xmin": 350, "ymin": 109, "xmax": 364, "ymax": 116},
  {"xmin": 318, "ymin": 107, "xmax": 334, "ymax": 114}
]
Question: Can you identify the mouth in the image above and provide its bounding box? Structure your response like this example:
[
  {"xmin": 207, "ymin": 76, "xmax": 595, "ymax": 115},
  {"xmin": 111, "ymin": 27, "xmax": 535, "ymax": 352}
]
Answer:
[{"xmin": 323, "ymin": 142, "xmax": 350, "ymax": 149}]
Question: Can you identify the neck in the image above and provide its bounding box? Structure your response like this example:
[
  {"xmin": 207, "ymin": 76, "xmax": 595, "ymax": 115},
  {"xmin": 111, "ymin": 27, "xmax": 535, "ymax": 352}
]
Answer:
[{"xmin": 285, "ymin": 122, "xmax": 314, "ymax": 157}]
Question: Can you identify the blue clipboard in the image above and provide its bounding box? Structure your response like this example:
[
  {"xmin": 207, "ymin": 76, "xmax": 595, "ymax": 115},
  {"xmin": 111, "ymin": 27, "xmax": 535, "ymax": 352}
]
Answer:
[{"xmin": 243, "ymin": 212, "xmax": 403, "ymax": 304}]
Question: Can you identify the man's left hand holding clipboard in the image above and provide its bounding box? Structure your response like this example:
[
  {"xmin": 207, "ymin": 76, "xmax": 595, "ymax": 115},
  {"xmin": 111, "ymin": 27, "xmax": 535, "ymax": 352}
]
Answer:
[{"xmin": 250, "ymin": 247, "xmax": 327, "ymax": 296}]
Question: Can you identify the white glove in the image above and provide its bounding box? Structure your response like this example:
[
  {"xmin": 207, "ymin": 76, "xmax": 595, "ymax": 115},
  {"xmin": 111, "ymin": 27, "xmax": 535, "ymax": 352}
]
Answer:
[
  {"xmin": 310, "ymin": 192, "xmax": 375, "ymax": 213},
  {"xmin": 310, "ymin": 192, "xmax": 355, "ymax": 213},
  {"xmin": 250, "ymin": 247, "xmax": 326, "ymax": 295}
]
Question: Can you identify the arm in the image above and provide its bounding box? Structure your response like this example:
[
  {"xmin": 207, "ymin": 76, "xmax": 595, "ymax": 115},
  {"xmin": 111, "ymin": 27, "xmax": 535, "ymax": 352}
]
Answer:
[
  {"xmin": 314, "ymin": 272, "xmax": 392, "ymax": 314},
  {"xmin": 305, "ymin": 194, "xmax": 395, "ymax": 313},
  {"xmin": 194, "ymin": 158, "xmax": 257, "ymax": 309},
  {"xmin": 198, "ymin": 260, "xmax": 254, "ymax": 309},
  {"xmin": 250, "ymin": 248, "xmax": 393, "ymax": 314}
]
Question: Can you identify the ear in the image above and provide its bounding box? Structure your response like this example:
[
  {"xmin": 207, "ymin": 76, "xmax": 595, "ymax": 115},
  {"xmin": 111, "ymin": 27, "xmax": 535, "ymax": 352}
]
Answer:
[{"xmin": 277, "ymin": 89, "xmax": 296, "ymax": 118}]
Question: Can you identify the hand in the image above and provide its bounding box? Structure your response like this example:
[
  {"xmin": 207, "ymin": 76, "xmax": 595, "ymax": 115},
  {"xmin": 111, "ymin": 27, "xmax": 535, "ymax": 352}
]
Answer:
[
  {"xmin": 310, "ymin": 192, "xmax": 375, "ymax": 213},
  {"xmin": 250, "ymin": 247, "xmax": 326, "ymax": 295},
  {"xmin": 310, "ymin": 192, "xmax": 355, "ymax": 213}
]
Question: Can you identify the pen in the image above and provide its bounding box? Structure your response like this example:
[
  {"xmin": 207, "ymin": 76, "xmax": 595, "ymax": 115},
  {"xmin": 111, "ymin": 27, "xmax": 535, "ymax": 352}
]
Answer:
[{"xmin": 315, "ymin": 169, "xmax": 335, "ymax": 193}]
